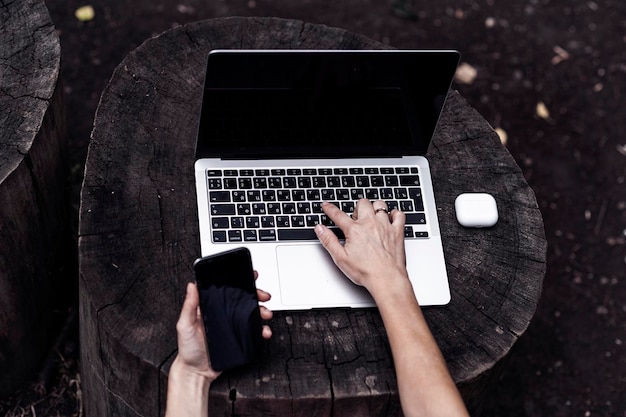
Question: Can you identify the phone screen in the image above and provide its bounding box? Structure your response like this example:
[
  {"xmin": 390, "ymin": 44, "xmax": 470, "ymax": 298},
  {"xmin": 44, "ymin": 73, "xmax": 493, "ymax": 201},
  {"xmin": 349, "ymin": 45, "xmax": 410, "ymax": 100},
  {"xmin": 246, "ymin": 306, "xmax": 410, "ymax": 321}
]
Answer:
[{"xmin": 193, "ymin": 248, "xmax": 263, "ymax": 371}]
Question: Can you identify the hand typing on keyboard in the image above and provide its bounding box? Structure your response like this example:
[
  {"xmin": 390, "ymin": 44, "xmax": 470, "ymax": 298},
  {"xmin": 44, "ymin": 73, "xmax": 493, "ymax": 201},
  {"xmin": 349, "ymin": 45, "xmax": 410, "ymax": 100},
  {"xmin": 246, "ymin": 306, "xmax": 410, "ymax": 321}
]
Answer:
[
  {"xmin": 314, "ymin": 198, "xmax": 470, "ymax": 417},
  {"xmin": 314, "ymin": 199, "xmax": 408, "ymax": 291}
]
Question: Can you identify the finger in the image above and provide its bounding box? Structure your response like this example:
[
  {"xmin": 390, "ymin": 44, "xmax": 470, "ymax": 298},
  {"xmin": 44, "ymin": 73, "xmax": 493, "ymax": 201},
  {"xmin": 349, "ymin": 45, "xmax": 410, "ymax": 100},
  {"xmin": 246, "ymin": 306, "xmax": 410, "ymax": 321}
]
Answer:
[
  {"xmin": 257, "ymin": 288, "xmax": 271, "ymax": 302},
  {"xmin": 371, "ymin": 199, "xmax": 388, "ymax": 212},
  {"xmin": 177, "ymin": 282, "xmax": 200, "ymax": 332},
  {"xmin": 259, "ymin": 305, "xmax": 273, "ymax": 320},
  {"xmin": 321, "ymin": 201, "xmax": 352, "ymax": 230},
  {"xmin": 315, "ymin": 224, "xmax": 346, "ymax": 262},
  {"xmin": 262, "ymin": 325, "xmax": 272, "ymax": 339},
  {"xmin": 389, "ymin": 209, "xmax": 406, "ymax": 231},
  {"xmin": 253, "ymin": 270, "xmax": 259, "ymax": 280},
  {"xmin": 354, "ymin": 198, "xmax": 374, "ymax": 219}
]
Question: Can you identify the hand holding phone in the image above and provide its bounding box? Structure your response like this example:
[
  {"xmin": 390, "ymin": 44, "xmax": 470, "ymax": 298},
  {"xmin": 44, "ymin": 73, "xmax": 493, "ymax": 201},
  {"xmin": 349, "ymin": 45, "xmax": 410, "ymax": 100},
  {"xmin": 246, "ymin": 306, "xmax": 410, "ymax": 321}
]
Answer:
[{"xmin": 193, "ymin": 248, "xmax": 265, "ymax": 372}]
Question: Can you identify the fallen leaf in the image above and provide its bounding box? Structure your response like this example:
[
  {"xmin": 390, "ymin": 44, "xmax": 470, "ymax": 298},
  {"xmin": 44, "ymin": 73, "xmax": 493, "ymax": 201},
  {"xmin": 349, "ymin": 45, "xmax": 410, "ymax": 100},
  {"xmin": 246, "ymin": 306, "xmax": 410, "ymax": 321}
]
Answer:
[
  {"xmin": 454, "ymin": 62, "xmax": 477, "ymax": 85},
  {"xmin": 536, "ymin": 101, "xmax": 550, "ymax": 119},
  {"xmin": 551, "ymin": 45, "xmax": 570, "ymax": 65},
  {"xmin": 75, "ymin": 5, "xmax": 95, "ymax": 22},
  {"xmin": 495, "ymin": 127, "xmax": 508, "ymax": 145}
]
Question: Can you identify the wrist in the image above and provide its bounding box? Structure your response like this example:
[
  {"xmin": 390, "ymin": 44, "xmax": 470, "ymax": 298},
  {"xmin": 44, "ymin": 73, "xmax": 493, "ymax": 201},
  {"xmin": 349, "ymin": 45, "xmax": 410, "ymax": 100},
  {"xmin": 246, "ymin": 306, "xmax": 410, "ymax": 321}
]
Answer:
[{"xmin": 165, "ymin": 357, "xmax": 212, "ymax": 417}]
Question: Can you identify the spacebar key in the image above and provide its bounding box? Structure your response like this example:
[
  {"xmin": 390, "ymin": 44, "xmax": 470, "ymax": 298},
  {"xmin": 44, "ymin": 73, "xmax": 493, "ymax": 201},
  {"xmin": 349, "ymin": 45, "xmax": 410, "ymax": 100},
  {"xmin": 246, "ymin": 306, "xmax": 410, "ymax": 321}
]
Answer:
[
  {"xmin": 278, "ymin": 228, "xmax": 345, "ymax": 241},
  {"xmin": 278, "ymin": 229, "xmax": 318, "ymax": 241}
]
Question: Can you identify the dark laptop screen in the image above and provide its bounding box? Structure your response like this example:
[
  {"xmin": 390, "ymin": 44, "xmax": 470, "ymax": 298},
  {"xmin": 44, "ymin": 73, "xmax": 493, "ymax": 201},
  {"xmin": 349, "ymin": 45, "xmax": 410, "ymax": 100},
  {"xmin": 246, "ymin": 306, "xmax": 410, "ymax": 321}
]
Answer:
[{"xmin": 195, "ymin": 50, "xmax": 459, "ymax": 159}]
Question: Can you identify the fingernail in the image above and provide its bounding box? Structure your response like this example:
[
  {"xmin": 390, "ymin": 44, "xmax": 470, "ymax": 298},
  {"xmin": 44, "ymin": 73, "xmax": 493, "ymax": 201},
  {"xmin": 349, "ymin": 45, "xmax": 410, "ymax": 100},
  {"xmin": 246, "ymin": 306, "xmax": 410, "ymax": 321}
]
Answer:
[{"xmin": 314, "ymin": 224, "xmax": 324, "ymax": 237}]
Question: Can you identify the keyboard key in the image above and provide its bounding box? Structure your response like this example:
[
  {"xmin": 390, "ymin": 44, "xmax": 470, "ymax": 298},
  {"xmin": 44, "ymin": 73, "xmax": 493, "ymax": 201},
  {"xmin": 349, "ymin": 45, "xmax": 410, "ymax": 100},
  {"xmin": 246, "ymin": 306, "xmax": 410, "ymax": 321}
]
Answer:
[
  {"xmin": 312, "ymin": 202, "xmax": 324, "ymax": 213},
  {"xmin": 246, "ymin": 216, "xmax": 260, "ymax": 228},
  {"xmin": 400, "ymin": 200, "xmax": 414, "ymax": 212},
  {"xmin": 337, "ymin": 189, "xmax": 350, "ymax": 200},
  {"xmin": 283, "ymin": 177, "xmax": 297, "ymax": 188},
  {"xmin": 405, "ymin": 213, "xmax": 427, "ymax": 225},
  {"xmin": 228, "ymin": 230, "xmax": 242, "ymax": 242},
  {"xmin": 303, "ymin": 168, "xmax": 317, "ymax": 175},
  {"xmin": 291, "ymin": 216, "xmax": 306, "ymax": 227},
  {"xmin": 287, "ymin": 169, "xmax": 301, "ymax": 175},
  {"xmin": 262, "ymin": 190, "xmax": 276, "ymax": 201},
  {"xmin": 238, "ymin": 178, "xmax": 252, "ymax": 189},
  {"xmin": 206, "ymin": 169, "xmax": 222, "ymax": 177},
  {"xmin": 277, "ymin": 190, "xmax": 291, "ymax": 201},
  {"xmin": 349, "ymin": 167, "xmax": 363, "ymax": 174},
  {"xmin": 276, "ymin": 216, "xmax": 290, "ymax": 227},
  {"xmin": 212, "ymin": 231, "xmax": 227, "ymax": 242},
  {"xmin": 247, "ymin": 190, "xmax": 261, "ymax": 201},
  {"xmin": 231, "ymin": 217, "xmax": 244, "ymax": 228},
  {"xmin": 371, "ymin": 176, "xmax": 384, "ymax": 186},
  {"xmin": 306, "ymin": 215, "xmax": 320, "ymax": 227},
  {"xmin": 312, "ymin": 177, "xmax": 326, "ymax": 188},
  {"xmin": 414, "ymin": 231, "xmax": 429, "ymax": 238},
  {"xmin": 278, "ymin": 228, "xmax": 345, "ymax": 241},
  {"xmin": 321, "ymin": 189, "xmax": 335, "ymax": 200},
  {"xmin": 271, "ymin": 169, "xmax": 285, "ymax": 176},
  {"xmin": 224, "ymin": 178, "xmax": 238, "ymax": 189},
  {"xmin": 396, "ymin": 167, "xmax": 410, "ymax": 174},
  {"xmin": 232, "ymin": 190, "xmax": 246, "ymax": 202},
  {"xmin": 365, "ymin": 188, "xmax": 379, "ymax": 200},
  {"xmin": 307, "ymin": 189, "xmax": 321, "ymax": 201},
  {"xmin": 341, "ymin": 176, "xmax": 355, "ymax": 187},
  {"xmin": 237, "ymin": 203, "xmax": 251, "ymax": 215},
  {"xmin": 282, "ymin": 203, "xmax": 296, "ymax": 214},
  {"xmin": 259, "ymin": 229, "xmax": 277, "ymax": 241},
  {"xmin": 380, "ymin": 188, "xmax": 393, "ymax": 199},
  {"xmin": 224, "ymin": 170, "xmax": 238, "ymax": 176},
  {"xmin": 244, "ymin": 230, "xmax": 258, "ymax": 242},
  {"xmin": 334, "ymin": 168, "xmax": 348, "ymax": 175},
  {"xmin": 211, "ymin": 217, "xmax": 229, "ymax": 229},
  {"xmin": 211, "ymin": 204, "xmax": 235, "ymax": 215},
  {"xmin": 253, "ymin": 178, "xmax": 268, "ymax": 189},
  {"xmin": 394, "ymin": 188, "xmax": 408, "ymax": 199},
  {"xmin": 365, "ymin": 167, "xmax": 379, "ymax": 174},
  {"xmin": 399, "ymin": 175, "xmax": 420, "ymax": 186},
  {"xmin": 318, "ymin": 168, "xmax": 332, "ymax": 175},
  {"xmin": 404, "ymin": 226, "xmax": 414, "ymax": 238},
  {"xmin": 384, "ymin": 175, "xmax": 399, "ymax": 186},
  {"xmin": 267, "ymin": 203, "xmax": 281, "ymax": 214},
  {"xmin": 327, "ymin": 176, "xmax": 341, "ymax": 187},
  {"xmin": 255, "ymin": 169, "xmax": 270, "ymax": 176},
  {"xmin": 239, "ymin": 169, "xmax": 254, "ymax": 176},
  {"xmin": 387, "ymin": 201, "xmax": 399, "ymax": 211},
  {"xmin": 341, "ymin": 201, "xmax": 355, "ymax": 213},
  {"xmin": 292, "ymin": 190, "xmax": 306, "ymax": 201},
  {"xmin": 209, "ymin": 191, "xmax": 230, "ymax": 202},
  {"xmin": 350, "ymin": 189, "xmax": 365, "ymax": 200},
  {"xmin": 409, "ymin": 188, "xmax": 424, "ymax": 211},
  {"xmin": 261, "ymin": 216, "xmax": 275, "ymax": 228},
  {"xmin": 356, "ymin": 176, "xmax": 370, "ymax": 187},
  {"xmin": 252, "ymin": 203, "xmax": 266, "ymax": 214},
  {"xmin": 268, "ymin": 177, "xmax": 282, "ymax": 188},
  {"xmin": 297, "ymin": 177, "xmax": 312, "ymax": 188},
  {"xmin": 380, "ymin": 167, "xmax": 394, "ymax": 174},
  {"xmin": 208, "ymin": 178, "xmax": 222, "ymax": 189},
  {"xmin": 297, "ymin": 202, "xmax": 311, "ymax": 214}
]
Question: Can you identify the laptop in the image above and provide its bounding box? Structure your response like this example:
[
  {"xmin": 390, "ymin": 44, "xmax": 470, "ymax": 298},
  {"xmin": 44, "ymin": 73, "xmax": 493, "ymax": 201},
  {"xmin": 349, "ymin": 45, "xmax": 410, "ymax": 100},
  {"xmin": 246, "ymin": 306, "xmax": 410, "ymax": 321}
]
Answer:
[{"xmin": 194, "ymin": 50, "xmax": 459, "ymax": 311}]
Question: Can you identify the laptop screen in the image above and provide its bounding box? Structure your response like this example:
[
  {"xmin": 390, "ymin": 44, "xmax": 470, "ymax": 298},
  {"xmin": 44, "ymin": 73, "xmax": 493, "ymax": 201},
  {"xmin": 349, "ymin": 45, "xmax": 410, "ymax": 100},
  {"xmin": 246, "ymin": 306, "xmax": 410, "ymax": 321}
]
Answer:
[{"xmin": 195, "ymin": 50, "xmax": 459, "ymax": 160}]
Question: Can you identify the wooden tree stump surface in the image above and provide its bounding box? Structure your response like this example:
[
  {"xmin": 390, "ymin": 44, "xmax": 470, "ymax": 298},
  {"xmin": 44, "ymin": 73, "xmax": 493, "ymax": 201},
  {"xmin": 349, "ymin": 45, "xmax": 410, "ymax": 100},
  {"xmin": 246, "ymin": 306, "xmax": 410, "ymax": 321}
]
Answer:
[
  {"xmin": 0, "ymin": 0, "xmax": 67, "ymax": 398},
  {"xmin": 78, "ymin": 17, "xmax": 546, "ymax": 417}
]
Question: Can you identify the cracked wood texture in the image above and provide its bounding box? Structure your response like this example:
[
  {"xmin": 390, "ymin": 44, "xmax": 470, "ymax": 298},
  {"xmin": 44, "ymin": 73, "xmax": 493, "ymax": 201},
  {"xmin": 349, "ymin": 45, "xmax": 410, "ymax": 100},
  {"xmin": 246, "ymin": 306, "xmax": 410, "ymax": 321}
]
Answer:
[
  {"xmin": 78, "ymin": 17, "xmax": 546, "ymax": 417},
  {"xmin": 0, "ymin": 0, "xmax": 68, "ymax": 397}
]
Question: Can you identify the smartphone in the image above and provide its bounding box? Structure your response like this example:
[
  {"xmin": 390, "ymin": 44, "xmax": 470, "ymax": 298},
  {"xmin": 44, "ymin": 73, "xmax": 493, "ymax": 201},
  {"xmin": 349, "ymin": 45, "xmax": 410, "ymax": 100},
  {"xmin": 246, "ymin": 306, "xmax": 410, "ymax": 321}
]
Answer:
[{"xmin": 193, "ymin": 247, "xmax": 264, "ymax": 372}]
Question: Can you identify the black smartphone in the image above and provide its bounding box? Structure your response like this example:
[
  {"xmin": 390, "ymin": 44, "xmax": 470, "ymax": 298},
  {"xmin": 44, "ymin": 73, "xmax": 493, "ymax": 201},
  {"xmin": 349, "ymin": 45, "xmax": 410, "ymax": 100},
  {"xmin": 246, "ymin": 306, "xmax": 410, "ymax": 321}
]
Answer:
[{"xmin": 193, "ymin": 247, "xmax": 264, "ymax": 372}]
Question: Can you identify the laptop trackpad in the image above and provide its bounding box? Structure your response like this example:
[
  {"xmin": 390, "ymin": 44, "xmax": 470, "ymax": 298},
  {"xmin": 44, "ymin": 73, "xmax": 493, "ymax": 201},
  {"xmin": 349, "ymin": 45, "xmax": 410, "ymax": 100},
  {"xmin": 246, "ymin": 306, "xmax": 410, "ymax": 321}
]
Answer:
[{"xmin": 276, "ymin": 245, "xmax": 374, "ymax": 308}]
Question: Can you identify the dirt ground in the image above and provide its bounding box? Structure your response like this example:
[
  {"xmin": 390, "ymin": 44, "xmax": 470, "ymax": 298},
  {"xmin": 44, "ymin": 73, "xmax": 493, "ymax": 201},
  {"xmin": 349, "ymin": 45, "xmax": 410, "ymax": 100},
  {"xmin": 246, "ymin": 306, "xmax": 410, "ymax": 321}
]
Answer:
[{"xmin": 1, "ymin": 0, "xmax": 625, "ymax": 416}]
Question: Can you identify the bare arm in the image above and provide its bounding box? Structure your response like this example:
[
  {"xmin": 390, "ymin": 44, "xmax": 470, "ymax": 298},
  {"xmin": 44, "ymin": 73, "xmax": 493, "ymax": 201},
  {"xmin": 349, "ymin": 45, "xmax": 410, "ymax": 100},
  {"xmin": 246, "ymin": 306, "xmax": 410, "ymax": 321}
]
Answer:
[
  {"xmin": 165, "ymin": 280, "xmax": 272, "ymax": 417},
  {"xmin": 315, "ymin": 200, "xmax": 469, "ymax": 417}
]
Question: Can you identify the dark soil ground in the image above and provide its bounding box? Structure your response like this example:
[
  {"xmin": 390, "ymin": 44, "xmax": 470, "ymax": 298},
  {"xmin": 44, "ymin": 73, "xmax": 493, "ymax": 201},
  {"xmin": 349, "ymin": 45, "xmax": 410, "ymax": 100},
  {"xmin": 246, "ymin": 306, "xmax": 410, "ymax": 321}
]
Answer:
[{"xmin": 2, "ymin": 0, "xmax": 625, "ymax": 416}]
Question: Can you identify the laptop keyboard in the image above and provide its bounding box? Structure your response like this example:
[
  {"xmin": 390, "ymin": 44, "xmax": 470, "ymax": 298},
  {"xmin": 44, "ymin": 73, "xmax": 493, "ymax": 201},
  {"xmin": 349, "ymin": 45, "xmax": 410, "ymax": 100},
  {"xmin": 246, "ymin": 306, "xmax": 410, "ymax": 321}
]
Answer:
[{"xmin": 206, "ymin": 166, "xmax": 428, "ymax": 243}]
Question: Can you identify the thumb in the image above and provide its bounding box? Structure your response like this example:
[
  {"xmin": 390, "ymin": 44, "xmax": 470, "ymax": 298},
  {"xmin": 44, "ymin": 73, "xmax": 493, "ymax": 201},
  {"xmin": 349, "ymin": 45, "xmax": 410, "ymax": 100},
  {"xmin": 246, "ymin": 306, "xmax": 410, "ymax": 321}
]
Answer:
[{"xmin": 315, "ymin": 224, "xmax": 345, "ymax": 260}]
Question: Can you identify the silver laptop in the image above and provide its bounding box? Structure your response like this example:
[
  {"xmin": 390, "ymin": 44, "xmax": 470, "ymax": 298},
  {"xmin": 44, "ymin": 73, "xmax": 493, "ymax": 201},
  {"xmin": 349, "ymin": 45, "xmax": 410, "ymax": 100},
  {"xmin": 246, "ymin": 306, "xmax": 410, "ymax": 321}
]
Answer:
[{"xmin": 194, "ymin": 50, "xmax": 459, "ymax": 310}]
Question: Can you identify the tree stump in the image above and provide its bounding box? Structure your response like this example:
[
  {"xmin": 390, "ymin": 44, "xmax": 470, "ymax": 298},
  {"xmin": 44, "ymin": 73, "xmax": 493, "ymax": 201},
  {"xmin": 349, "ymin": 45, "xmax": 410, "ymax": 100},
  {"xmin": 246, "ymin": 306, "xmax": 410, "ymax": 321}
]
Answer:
[
  {"xmin": 79, "ymin": 17, "xmax": 546, "ymax": 416},
  {"xmin": 0, "ymin": 0, "xmax": 68, "ymax": 398}
]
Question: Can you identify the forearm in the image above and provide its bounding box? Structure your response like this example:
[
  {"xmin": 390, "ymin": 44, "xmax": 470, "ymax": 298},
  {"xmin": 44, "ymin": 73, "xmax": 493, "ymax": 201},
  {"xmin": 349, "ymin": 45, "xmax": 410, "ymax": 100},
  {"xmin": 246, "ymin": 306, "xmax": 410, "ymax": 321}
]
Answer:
[
  {"xmin": 165, "ymin": 357, "xmax": 211, "ymax": 417},
  {"xmin": 370, "ymin": 278, "xmax": 469, "ymax": 417}
]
